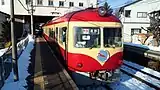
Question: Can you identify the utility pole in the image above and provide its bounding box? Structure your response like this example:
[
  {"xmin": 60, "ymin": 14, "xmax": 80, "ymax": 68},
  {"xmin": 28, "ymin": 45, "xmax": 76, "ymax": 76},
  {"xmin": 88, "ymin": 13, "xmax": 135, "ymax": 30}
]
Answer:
[
  {"xmin": 30, "ymin": 0, "xmax": 34, "ymax": 35},
  {"xmin": 10, "ymin": 0, "xmax": 19, "ymax": 81}
]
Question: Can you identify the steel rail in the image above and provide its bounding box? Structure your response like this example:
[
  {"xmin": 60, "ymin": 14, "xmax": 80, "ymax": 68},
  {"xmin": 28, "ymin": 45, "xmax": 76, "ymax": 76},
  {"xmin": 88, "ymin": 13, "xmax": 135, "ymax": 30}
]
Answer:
[{"xmin": 121, "ymin": 63, "xmax": 160, "ymax": 90}]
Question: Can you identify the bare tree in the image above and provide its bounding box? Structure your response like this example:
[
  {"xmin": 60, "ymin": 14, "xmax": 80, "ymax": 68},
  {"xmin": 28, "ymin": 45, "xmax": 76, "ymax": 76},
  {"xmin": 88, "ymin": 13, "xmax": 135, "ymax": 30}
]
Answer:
[{"xmin": 148, "ymin": 11, "xmax": 160, "ymax": 46}]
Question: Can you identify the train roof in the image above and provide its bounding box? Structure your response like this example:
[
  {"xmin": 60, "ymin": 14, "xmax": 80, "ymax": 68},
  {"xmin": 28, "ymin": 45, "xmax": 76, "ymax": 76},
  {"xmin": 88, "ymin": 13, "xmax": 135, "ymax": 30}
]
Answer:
[{"xmin": 44, "ymin": 8, "xmax": 121, "ymax": 26}]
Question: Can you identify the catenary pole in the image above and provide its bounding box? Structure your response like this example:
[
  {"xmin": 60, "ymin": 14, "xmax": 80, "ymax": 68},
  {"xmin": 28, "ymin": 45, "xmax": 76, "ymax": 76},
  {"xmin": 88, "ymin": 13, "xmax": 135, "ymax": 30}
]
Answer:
[
  {"xmin": 31, "ymin": 0, "xmax": 34, "ymax": 35},
  {"xmin": 10, "ymin": 0, "xmax": 19, "ymax": 81}
]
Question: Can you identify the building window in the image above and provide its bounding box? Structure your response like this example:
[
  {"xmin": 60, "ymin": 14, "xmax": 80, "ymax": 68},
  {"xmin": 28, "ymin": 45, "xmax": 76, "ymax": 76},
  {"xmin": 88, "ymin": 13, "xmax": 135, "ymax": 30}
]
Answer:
[
  {"xmin": 26, "ymin": 0, "xmax": 31, "ymax": 4},
  {"xmin": 59, "ymin": 1, "xmax": 64, "ymax": 7},
  {"xmin": 131, "ymin": 28, "xmax": 141, "ymax": 35},
  {"xmin": 37, "ymin": 0, "xmax": 43, "ymax": 5},
  {"xmin": 69, "ymin": 2, "xmax": 74, "ymax": 7},
  {"xmin": 1, "ymin": 0, "xmax": 4, "ymax": 5},
  {"xmin": 125, "ymin": 10, "xmax": 131, "ymax": 17},
  {"xmin": 48, "ymin": 0, "xmax": 53, "ymax": 5},
  {"xmin": 137, "ymin": 12, "xmax": 147, "ymax": 18},
  {"xmin": 79, "ymin": 2, "xmax": 83, "ymax": 7}
]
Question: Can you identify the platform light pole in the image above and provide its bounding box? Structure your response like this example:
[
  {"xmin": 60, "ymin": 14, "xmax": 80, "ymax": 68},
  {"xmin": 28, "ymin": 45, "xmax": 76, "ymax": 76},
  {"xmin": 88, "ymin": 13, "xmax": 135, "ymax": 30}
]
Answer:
[{"xmin": 10, "ymin": 0, "xmax": 19, "ymax": 81}]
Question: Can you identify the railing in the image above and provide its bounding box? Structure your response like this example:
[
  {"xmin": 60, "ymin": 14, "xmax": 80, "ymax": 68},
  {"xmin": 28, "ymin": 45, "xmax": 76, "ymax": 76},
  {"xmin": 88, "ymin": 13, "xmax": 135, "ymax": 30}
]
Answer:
[
  {"xmin": 124, "ymin": 44, "xmax": 160, "ymax": 62},
  {"xmin": 0, "ymin": 35, "xmax": 30, "ymax": 88}
]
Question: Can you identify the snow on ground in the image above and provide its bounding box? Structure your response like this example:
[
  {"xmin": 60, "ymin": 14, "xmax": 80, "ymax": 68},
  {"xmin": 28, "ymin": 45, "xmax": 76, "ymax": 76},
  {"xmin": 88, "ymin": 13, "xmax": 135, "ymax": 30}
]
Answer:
[
  {"xmin": 0, "ymin": 47, "xmax": 10, "ymax": 56},
  {"xmin": 109, "ymin": 73, "xmax": 155, "ymax": 90},
  {"xmin": 111, "ymin": 60, "xmax": 160, "ymax": 90},
  {"xmin": 124, "ymin": 60, "xmax": 160, "ymax": 79},
  {"xmin": 1, "ymin": 35, "xmax": 34, "ymax": 90},
  {"xmin": 121, "ymin": 65, "xmax": 160, "ymax": 88}
]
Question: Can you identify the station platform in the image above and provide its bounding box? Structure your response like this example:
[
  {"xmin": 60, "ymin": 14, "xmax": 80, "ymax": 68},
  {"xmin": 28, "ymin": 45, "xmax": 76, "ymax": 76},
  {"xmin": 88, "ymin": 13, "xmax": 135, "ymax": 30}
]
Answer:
[{"xmin": 28, "ymin": 37, "xmax": 78, "ymax": 90}]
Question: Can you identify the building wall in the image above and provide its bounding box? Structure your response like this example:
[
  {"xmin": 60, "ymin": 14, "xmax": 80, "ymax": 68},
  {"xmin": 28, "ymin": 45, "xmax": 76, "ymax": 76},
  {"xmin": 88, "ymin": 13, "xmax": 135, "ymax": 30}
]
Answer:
[
  {"xmin": 0, "ymin": 13, "xmax": 7, "ymax": 23},
  {"xmin": 0, "ymin": 12, "xmax": 8, "ymax": 34},
  {"xmin": 121, "ymin": 1, "xmax": 150, "ymax": 23},
  {"xmin": 0, "ymin": 0, "xmax": 10, "ymax": 15},
  {"xmin": 0, "ymin": 0, "xmax": 97, "ymax": 40},
  {"xmin": 120, "ymin": 0, "xmax": 160, "ymax": 42},
  {"xmin": 0, "ymin": 0, "xmax": 97, "ymax": 16},
  {"xmin": 0, "ymin": 12, "xmax": 24, "ymax": 41},
  {"xmin": 123, "ymin": 23, "xmax": 148, "ymax": 42},
  {"xmin": 0, "ymin": 12, "xmax": 8, "ymax": 48}
]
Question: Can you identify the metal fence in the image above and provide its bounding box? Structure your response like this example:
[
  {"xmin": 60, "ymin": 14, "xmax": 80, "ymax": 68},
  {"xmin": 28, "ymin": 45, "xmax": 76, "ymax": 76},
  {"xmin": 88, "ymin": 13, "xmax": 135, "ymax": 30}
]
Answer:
[
  {"xmin": 0, "ymin": 46, "xmax": 12, "ymax": 88},
  {"xmin": 0, "ymin": 35, "xmax": 29, "ymax": 88}
]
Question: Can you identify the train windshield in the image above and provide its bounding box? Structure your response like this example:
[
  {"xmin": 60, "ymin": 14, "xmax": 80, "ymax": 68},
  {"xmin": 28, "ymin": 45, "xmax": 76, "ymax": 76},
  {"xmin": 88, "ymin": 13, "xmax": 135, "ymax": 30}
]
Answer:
[
  {"xmin": 103, "ymin": 28, "xmax": 122, "ymax": 48},
  {"xmin": 74, "ymin": 27, "xmax": 101, "ymax": 48}
]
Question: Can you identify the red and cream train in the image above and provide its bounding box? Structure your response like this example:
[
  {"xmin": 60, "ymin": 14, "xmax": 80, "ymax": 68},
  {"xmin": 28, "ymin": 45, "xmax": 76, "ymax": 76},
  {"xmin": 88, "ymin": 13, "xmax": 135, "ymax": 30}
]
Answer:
[{"xmin": 42, "ymin": 7, "xmax": 123, "ymax": 82}]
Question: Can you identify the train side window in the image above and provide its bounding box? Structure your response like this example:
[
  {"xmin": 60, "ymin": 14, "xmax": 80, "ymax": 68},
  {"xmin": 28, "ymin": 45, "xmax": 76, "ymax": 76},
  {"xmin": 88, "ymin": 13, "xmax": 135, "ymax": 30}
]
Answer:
[
  {"xmin": 59, "ymin": 28, "xmax": 63, "ymax": 44},
  {"xmin": 62, "ymin": 27, "xmax": 67, "ymax": 42},
  {"xmin": 59, "ymin": 27, "xmax": 67, "ymax": 45},
  {"xmin": 52, "ymin": 28, "xmax": 55, "ymax": 38},
  {"xmin": 49, "ymin": 28, "xmax": 53, "ymax": 37},
  {"xmin": 56, "ymin": 27, "xmax": 58, "ymax": 41},
  {"xmin": 47, "ymin": 28, "xmax": 50, "ymax": 35}
]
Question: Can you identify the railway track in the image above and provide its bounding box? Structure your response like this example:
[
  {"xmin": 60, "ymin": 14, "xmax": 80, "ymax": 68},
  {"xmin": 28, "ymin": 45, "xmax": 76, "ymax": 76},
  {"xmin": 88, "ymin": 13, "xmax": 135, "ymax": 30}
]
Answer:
[
  {"xmin": 71, "ymin": 71, "xmax": 112, "ymax": 90},
  {"xmin": 121, "ymin": 61, "xmax": 160, "ymax": 90},
  {"xmin": 72, "ymin": 60, "xmax": 160, "ymax": 90},
  {"xmin": 77, "ymin": 83, "xmax": 111, "ymax": 90}
]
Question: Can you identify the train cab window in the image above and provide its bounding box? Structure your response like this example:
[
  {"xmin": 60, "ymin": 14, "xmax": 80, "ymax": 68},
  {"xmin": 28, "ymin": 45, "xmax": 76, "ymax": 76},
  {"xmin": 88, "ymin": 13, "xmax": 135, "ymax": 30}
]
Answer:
[
  {"xmin": 103, "ymin": 28, "xmax": 122, "ymax": 48},
  {"xmin": 74, "ymin": 27, "xmax": 100, "ymax": 48}
]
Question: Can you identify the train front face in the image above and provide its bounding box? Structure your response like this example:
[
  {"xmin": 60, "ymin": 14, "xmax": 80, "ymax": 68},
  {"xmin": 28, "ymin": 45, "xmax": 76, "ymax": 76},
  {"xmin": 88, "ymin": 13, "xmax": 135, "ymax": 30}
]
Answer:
[{"xmin": 67, "ymin": 21, "xmax": 123, "ymax": 82}]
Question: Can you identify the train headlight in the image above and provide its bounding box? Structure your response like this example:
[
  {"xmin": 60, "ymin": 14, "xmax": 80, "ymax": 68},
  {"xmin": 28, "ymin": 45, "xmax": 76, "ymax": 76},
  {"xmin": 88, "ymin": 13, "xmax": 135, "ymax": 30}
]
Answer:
[
  {"xmin": 98, "ymin": 6, "xmax": 107, "ymax": 16},
  {"xmin": 77, "ymin": 63, "xmax": 83, "ymax": 68}
]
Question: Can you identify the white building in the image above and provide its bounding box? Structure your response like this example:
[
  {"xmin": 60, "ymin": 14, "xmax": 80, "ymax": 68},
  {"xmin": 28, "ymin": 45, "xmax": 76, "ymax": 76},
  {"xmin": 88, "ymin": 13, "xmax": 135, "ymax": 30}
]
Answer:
[
  {"xmin": 0, "ymin": 0, "xmax": 97, "ymax": 34},
  {"xmin": 0, "ymin": 0, "xmax": 97, "ymax": 16},
  {"xmin": 119, "ymin": 0, "xmax": 160, "ymax": 42}
]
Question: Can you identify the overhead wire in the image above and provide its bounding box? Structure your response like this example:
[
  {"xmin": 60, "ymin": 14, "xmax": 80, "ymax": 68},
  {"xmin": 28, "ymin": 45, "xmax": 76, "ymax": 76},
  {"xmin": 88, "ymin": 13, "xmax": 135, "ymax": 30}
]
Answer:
[
  {"xmin": 17, "ymin": 0, "xmax": 29, "ymax": 11},
  {"xmin": 111, "ymin": 0, "xmax": 135, "ymax": 9},
  {"xmin": 112, "ymin": 0, "xmax": 160, "ymax": 9}
]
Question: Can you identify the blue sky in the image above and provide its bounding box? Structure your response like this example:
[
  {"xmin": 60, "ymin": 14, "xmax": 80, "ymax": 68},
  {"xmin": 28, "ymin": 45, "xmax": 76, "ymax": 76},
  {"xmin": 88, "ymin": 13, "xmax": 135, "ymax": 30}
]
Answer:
[{"xmin": 98, "ymin": 0, "xmax": 134, "ymax": 8}]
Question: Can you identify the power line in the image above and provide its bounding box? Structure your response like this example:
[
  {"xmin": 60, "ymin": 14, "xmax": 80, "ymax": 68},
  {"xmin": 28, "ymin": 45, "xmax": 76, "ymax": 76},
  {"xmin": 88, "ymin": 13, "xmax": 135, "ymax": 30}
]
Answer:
[
  {"xmin": 17, "ymin": 0, "xmax": 29, "ymax": 11},
  {"xmin": 112, "ymin": 0, "xmax": 160, "ymax": 9},
  {"xmin": 111, "ymin": 0, "xmax": 137, "ymax": 9}
]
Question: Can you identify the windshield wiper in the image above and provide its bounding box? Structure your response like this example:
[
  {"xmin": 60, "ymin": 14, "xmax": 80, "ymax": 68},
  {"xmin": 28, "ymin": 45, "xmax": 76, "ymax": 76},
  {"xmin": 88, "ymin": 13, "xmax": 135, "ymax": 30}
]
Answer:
[
  {"xmin": 111, "ymin": 44, "xmax": 116, "ymax": 48},
  {"xmin": 89, "ymin": 44, "xmax": 97, "ymax": 49}
]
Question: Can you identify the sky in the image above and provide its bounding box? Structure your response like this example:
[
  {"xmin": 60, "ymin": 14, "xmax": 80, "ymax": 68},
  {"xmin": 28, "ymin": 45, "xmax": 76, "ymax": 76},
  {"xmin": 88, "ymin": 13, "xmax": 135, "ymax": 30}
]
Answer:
[{"xmin": 99, "ymin": 0, "xmax": 135, "ymax": 8}]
